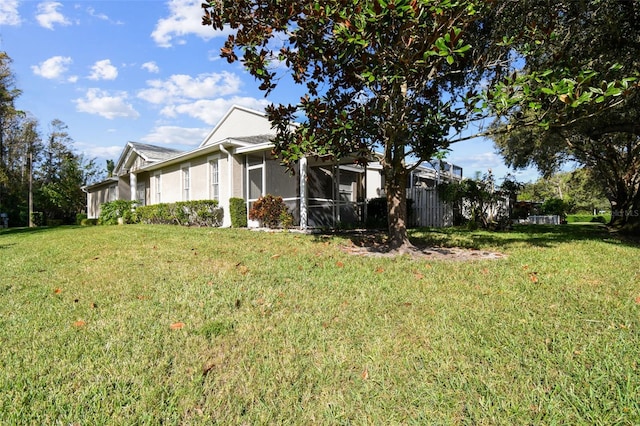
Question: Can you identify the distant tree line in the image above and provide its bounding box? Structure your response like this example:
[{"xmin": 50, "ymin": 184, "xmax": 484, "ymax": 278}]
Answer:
[{"xmin": 0, "ymin": 52, "xmax": 102, "ymax": 227}]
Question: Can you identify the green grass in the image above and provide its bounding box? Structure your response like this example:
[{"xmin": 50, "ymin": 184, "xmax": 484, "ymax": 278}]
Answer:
[{"xmin": 1, "ymin": 224, "xmax": 639, "ymax": 424}]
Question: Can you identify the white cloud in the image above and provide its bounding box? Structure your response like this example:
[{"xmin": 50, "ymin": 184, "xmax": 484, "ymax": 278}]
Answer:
[
  {"xmin": 86, "ymin": 6, "xmax": 122, "ymax": 25},
  {"xmin": 451, "ymin": 152, "xmax": 503, "ymax": 170},
  {"xmin": 151, "ymin": 0, "xmax": 230, "ymax": 47},
  {"xmin": 74, "ymin": 88, "xmax": 140, "ymax": 120},
  {"xmin": 36, "ymin": 1, "xmax": 71, "ymax": 30},
  {"xmin": 137, "ymin": 72, "xmax": 242, "ymax": 104},
  {"xmin": 88, "ymin": 59, "xmax": 118, "ymax": 81},
  {"xmin": 78, "ymin": 143, "xmax": 123, "ymax": 161},
  {"xmin": 0, "ymin": 0, "xmax": 21, "ymax": 26},
  {"xmin": 141, "ymin": 126, "xmax": 209, "ymax": 146},
  {"xmin": 86, "ymin": 7, "xmax": 108, "ymax": 21},
  {"xmin": 160, "ymin": 97, "xmax": 269, "ymax": 125},
  {"xmin": 141, "ymin": 61, "xmax": 160, "ymax": 74},
  {"xmin": 31, "ymin": 56, "xmax": 72, "ymax": 79}
]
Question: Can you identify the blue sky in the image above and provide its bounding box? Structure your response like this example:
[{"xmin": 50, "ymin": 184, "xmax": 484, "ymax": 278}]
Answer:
[{"xmin": 0, "ymin": 0, "xmax": 539, "ymax": 183}]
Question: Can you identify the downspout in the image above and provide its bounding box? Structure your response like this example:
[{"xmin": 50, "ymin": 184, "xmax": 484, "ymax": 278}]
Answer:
[
  {"xmin": 300, "ymin": 157, "xmax": 308, "ymax": 230},
  {"xmin": 219, "ymin": 143, "xmax": 233, "ymax": 227},
  {"xmin": 130, "ymin": 172, "xmax": 137, "ymax": 202},
  {"xmin": 81, "ymin": 185, "xmax": 89, "ymax": 219}
]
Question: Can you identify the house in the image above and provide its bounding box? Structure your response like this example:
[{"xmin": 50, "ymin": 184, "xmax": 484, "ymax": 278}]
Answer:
[{"xmin": 84, "ymin": 106, "xmax": 462, "ymax": 228}]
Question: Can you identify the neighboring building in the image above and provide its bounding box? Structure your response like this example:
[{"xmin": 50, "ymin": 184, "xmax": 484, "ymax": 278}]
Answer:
[{"xmin": 84, "ymin": 106, "xmax": 462, "ymax": 228}]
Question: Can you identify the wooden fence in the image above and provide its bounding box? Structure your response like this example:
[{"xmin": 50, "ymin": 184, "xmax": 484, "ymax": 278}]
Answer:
[{"xmin": 407, "ymin": 187, "xmax": 453, "ymax": 228}]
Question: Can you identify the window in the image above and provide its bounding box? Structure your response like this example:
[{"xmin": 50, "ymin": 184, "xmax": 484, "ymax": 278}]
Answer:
[
  {"xmin": 108, "ymin": 184, "xmax": 118, "ymax": 201},
  {"xmin": 154, "ymin": 173, "xmax": 161, "ymax": 204},
  {"xmin": 136, "ymin": 183, "xmax": 146, "ymax": 206},
  {"xmin": 182, "ymin": 166, "xmax": 190, "ymax": 201},
  {"xmin": 210, "ymin": 159, "xmax": 219, "ymax": 201}
]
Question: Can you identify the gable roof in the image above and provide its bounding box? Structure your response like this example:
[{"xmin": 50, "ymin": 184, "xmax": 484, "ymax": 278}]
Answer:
[
  {"xmin": 127, "ymin": 142, "xmax": 184, "ymax": 162},
  {"xmin": 114, "ymin": 141, "xmax": 185, "ymax": 175}
]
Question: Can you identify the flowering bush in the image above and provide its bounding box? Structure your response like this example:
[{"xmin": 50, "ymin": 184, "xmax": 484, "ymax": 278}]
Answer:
[{"xmin": 249, "ymin": 194, "xmax": 290, "ymax": 228}]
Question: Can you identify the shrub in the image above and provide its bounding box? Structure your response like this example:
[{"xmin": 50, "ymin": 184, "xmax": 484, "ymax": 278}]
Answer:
[
  {"xmin": 136, "ymin": 203, "xmax": 171, "ymax": 225},
  {"xmin": 76, "ymin": 213, "xmax": 88, "ymax": 225},
  {"xmin": 46, "ymin": 219, "xmax": 64, "ymax": 227},
  {"xmin": 99, "ymin": 200, "xmax": 139, "ymax": 225},
  {"xmin": 365, "ymin": 197, "xmax": 413, "ymax": 229},
  {"xmin": 176, "ymin": 200, "xmax": 223, "ymax": 227},
  {"xmin": 566, "ymin": 214, "xmax": 608, "ymax": 224},
  {"xmin": 136, "ymin": 200, "xmax": 223, "ymax": 227},
  {"xmin": 249, "ymin": 194, "xmax": 288, "ymax": 228},
  {"xmin": 366, "ymin": 197, "xmax": 387, "ymax": 229},
  {"xmin": 540, "ymin": 197, "xmax": 567, "ymax": 216},
  {"xmin": 30, "ymin": 212, "xmax": 44, "ymax": 227},
  {"xmin": 279, "ymin": 209, "xmax": 294, "ymax": 230},
  {"xmin": 229, "ymin": 198, "xmax": 247, "ymax": 228},
  {"xmin": 80, "ymin": 218, "xmax": 98, "ymax": 226}
]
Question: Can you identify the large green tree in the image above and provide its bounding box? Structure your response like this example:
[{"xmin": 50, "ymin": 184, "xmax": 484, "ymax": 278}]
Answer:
[
  {"xmin": 0, "ymin": 114, "xmax": 42, "ymax": 225},
  {"xmin": 0, "ymin": 52, "xmax": 101, "ymax": 226},
  {"xmin": 0, "ymin": 51, "xmax": 23, "ymax": 213},
  {"xmin": 37, "ymin": 119, "xmax": 101, "ymax": 223},
  {"xmin": 488, "ymin": 0, "xmax": 640, "ymax": 230},
  {"xmin": 202, "ymin": 0, "xmax": 637, "ymax": 245},
  {"xmin": 519, "ymin": 169, "xmax": 609, "ymax": 214},
  {"xmin": 203, "ymin": 0, "xmax": 518, "ymax": 248}
]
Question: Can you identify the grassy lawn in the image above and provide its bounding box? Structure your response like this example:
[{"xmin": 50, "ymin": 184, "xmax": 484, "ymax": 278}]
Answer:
[{"xmin": 1, "ymin": 224, "xmax": 638, "ymax": 424}]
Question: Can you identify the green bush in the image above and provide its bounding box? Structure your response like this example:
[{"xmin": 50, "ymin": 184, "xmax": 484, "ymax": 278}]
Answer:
[
  {"xmin": 30, "ymin": 212, "xmax": 44, "ymax": 227},
  {"xmin": 80, "ymin": 218, "xmax": 98, "ymax": 226},
  {"xmin": 46, "ymin": 219, "xmax": 64, "ymax": 227},
  {"xmin": 366, "ymin": 197, "xmax": 387, "ymax": 229},
  {"xmin": 566, "ymin": 214, "xmax": 608, "ymax": 224},
  {"xmin": 540, "ymin": 197, "xmax": 567, "ymax": 216},
  {"xmin": 99, "ymin": 200, "xmax": 139, "ymax": 225},
  {"xmin": 364, "ymin": 197, "xmax": 413, "ymax": 229},
  {"xmin": 76, "ymin": 213, "xmax": 88, "ymax": 225},
  {"xmin": 249, "ymin": 194, "xmax": 288, "ymax": 228},
  {"xmin": 279, "ymin": 209, "xmax": 294, "ymax": 230},
  {"xmin": 136, "ymin": 200, "xmax": 223, "ymax": 227},
  {"xmin": 229, "ymin": 197, "xmax": 247, "ymax": 228}
]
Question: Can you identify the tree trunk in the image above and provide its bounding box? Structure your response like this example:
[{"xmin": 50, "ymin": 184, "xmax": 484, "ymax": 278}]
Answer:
[
  {"xmin": 385, "ymin": 167, "xmax": 412, "ymax": 250},
  {"xmin": 610, "ymin": 190, "xmax": 640, "ymax": 233},
  {"xmin": 605, "ymin": 175, "xmax": 640, "ymax": 230}
]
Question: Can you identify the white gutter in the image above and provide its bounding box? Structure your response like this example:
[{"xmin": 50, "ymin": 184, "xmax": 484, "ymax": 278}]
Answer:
[{"xmin": 219, "ymin": 143, "xmax": 234, "ymax": 227}]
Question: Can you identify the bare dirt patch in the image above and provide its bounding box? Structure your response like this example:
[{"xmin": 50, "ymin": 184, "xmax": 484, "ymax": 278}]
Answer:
[{"xmin": 336, "ymin": 231, "xmax": 507, "ymax": 261}]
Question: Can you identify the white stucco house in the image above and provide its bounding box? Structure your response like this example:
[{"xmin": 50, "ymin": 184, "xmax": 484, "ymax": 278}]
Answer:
[{"xmin": 84, "ymin": 106, "xmax": 462, "ymax": 228}]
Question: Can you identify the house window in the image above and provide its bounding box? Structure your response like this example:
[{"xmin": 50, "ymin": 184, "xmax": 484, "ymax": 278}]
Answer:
[
  {"xmin": 136, "ymin": 183, "xmax": 146, "ymax": 206},
  {"xmin": 339, "ymin": 168, "xmax": 357, "ymax": 202},
  {"xmin": 210, "ymin": 159, "xmax": 219, "ymax": 201},
  {"xmin": 108, "ymin": 184, "xmax": 118, "ymax": 201},
  {"xmin": 182, "ymin": 166, "xmax": 190, "ymax": 201},
  {"xmin": 154, "ymin": 173, "xmax": 161, "ymax": 204}
]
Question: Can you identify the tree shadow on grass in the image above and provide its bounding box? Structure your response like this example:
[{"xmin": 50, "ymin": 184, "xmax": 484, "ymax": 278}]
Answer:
[
  {"xmin": 311, "ymin": 223, "xmax": 640, "ymax": 254},
  {"xmin": 410, "ymin": 224, "xmax": 640, "ymax": 250},
  {"xmin": 0, "ymin": 226, "xmax": 80, "ymax": 238}
]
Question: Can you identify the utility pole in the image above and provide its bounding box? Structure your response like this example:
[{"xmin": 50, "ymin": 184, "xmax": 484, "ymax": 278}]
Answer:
[{"xmin": 28, "ymin": 149, "xmax": 34, "ymax": 227}]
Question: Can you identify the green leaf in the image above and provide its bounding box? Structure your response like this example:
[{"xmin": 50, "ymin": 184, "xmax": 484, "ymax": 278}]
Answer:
[{"xmin": 454, "ymin": 44, "xmax": 471, "ymax": 54}]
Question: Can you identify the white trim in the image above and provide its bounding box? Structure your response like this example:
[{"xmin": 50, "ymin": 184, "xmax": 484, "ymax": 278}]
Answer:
[
  {"xmin": 234, "ymin": 142, "xmax": 275, "ymax": 154},
  {"xmin": 246, "ymin": 153, "xmax": 266, "ymax": 228},
  {"xmin": 129, "ymin": 173, "xmax": 137, "ymax": 202},
  {"xmin": 207, "ymin": 155, "xmax": 220, "ymax": 202},
  {"xmin": 181, "ymin": 163, "xmax": 191, "ymax": 201},
  {"xmin": 300, "ymin": 157, "xmax": 308, "ymax": 229},
  {"xmin": 153, "ymin": 171, "xmax": 162, "ymax": 204}
]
